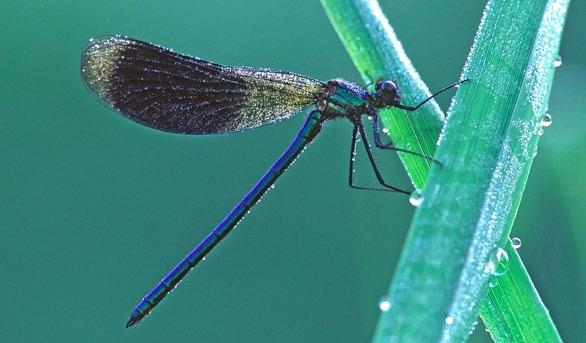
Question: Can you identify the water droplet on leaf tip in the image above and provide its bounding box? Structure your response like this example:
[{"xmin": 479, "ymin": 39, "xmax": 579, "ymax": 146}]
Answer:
[
  {"xmin": 378, "ymin": 296, "xmax": 391, "ymax": 312},
  {"xmin": 409, "ymin": 190, "xmax": 423, "ymax": 207},
  {"xmin": 541, "ymin": 113, "xmax": 552, "ymax": 127},
  {"xmin": 511, "ymin": 237, "xmax": 522, "ymax": 249}
]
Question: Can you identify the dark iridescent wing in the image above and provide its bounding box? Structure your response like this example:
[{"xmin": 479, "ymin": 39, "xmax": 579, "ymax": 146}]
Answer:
[{"xmin": 81, "ymin": 35, "xmax": 325, "ymax": 134}]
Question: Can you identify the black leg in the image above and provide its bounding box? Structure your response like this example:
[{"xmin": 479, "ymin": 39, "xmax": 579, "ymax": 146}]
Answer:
[
  {"xmin": 348, "ymin": 124, "xmax": 358, "ymax": 188},
  {"xmin": 353, "ymin": 124, "xmax": 411, "ymax": 195},
  {"xmin": 348, "ymin": 125, "xmax": 408, "ymax": 193},
  {"xmin": 372, "ymin": 114, "xmax": 442, "ymax": 167},
  {"xmin": 395, "ymin": 79, "xmax": 469, "ymax": 112}
]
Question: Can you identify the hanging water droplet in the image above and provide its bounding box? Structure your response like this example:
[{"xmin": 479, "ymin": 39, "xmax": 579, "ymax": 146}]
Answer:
[
  {"xmin": 378, "ymin": 296, "xmax": 391, "ymax": 312},
  {"xmin": 382, "ymin": 127, "xmax": 390, "ymax": 134},
  {"xmin": 445, "ymin": 316, "xmax": 454, "ymax": 325},
  {"xmin": 541, "ymin": 113, "xmax": 552, "ymax": 127},
  {"xmin": 511, "ymin": 237, "xmax": 522, "ymax": 249},
  {"xmin": 409, "ymin": 190, "xmax": 423, "ymax": 207},
  {"xmin": 553, "ymin": 55, "xmax": 562, "ymax": 68}
]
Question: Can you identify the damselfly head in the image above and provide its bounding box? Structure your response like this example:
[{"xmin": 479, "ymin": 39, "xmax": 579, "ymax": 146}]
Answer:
[{"xmin": 374, "ymin": 80, "xmax": 400, "ymax": 108}]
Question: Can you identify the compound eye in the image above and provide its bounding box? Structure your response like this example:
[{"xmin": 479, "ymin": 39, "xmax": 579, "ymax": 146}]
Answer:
[{"xmin": 380, "ymin": 80, "xmax": 396, "ymax": 92}]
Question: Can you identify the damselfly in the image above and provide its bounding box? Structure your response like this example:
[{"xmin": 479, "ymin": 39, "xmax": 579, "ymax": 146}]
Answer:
[{"xmin": 80, "ymin": 36, "xmax": 465, "ymax": 327}]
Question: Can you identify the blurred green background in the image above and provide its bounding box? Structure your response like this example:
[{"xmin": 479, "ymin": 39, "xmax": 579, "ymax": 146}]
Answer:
[{"xmin": 1, "ymin": 1, "xmax": 584, "ymax": 342}]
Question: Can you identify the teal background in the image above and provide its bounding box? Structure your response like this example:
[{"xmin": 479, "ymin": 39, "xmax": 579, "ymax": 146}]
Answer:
[{"xmin": 1, "ymin": 1, "xmax": 584, "ymax": 342}]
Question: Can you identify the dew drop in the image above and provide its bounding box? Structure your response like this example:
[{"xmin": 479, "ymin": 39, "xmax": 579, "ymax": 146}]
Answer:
[
  {"xmin": 488, "ymin": 278, "xmax": 498, "ymax": 288},
  {"xmin": 378, "ymin": 296, "xmax": 391, "ymax": 312},
  {"xmin": 202, "ymin": 256, "xmax": 207, "ymax": 261},
  {"xmin": 553, "ymin": 55, "xmax": 562, "ymax": 68},
  {"xmin": 511, "ymin": 237, "xmax": 522, "ymax": 249},
  {"xmin": 382, "ymin": 127, "xmax": 390, "ymax": 134},
  {"xmin": 540, "ymin": 113, "xmax": 552, "ymax": 127},
  {"xmin": 487, "ymin": 248, "xmax": 509, "ymax": 276},
  {"xmin": 409, "ymin": 190, "xmax": 423, "ymax": 207},
  {"xmin": 270, "ymin": 184, "xmax": 276, "ymax": 189},
  {"xmin": 445, "ymin": 316, "xmax": 454, "ymax": 325},
  {"xmin": 492, "ymin": 248, "xmax": 509, "ymax": 276}
]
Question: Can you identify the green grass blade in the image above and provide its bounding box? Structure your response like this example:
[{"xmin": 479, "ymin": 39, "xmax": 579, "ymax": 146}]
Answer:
[
  {"xmin": 476, "ymin": 0, "xmax": 569, "ymax": 340},
  {"xmin": 481, "ymin": 240, "xmax": 563, "ymax": 342},
  {"xmin": 378, "ymin": 0, "xmax": 568, "ymax": 341},
  {"xmin": 321, "ymin": 0, "xmax": 567, "ymax": 341}
]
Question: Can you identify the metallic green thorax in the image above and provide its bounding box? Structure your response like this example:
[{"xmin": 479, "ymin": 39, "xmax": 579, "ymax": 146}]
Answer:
[{"xmin": 320, "ymin": 79, "xmax": 371, "ymax": 120}]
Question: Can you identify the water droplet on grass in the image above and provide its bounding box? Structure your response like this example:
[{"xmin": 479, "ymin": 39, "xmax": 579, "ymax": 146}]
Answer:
[
  {"xmin": 511, "ymin": 237, "xmax": 522, "ymax": 249},
  {"xmin": 541, "ymin": 113, "xmax": 552, "ymax": 127},
  {"xmin": 494, "ymin": 248, "xmax": 509, "ymax": 276},
  {"xmin": 409, "ymin": 190, "xmax": 423, "ymax": 207},
  {"xmin": 378, "ymin": 296, "xmax": 391, "ymax": 312},
  {"xmin": 485, "ymin": 247, "xmax": 509, "ymax": 276},
  {"xmin": 553, "ymin": 55, "xmax": 562, "ymax": 68},
  {"xmin": 445, "ymin": 316, "xmax": 454, "ymax": 325}
]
